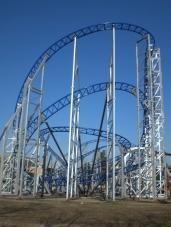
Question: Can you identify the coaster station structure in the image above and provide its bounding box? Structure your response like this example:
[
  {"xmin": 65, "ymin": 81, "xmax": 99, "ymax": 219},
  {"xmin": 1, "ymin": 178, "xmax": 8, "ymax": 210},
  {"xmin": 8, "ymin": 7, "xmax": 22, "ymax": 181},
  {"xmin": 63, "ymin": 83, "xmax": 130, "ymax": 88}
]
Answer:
[{"xmin": 0, "ymin": 22, "xmax": 167, "ymax": 201}]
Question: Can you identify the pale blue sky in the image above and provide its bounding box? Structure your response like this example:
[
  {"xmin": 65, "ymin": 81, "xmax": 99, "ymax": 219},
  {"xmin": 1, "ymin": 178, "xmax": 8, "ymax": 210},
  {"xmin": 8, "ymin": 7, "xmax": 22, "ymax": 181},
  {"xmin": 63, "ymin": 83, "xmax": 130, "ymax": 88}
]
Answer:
[{"xmin": 0, "ymin": 0, "xmax": 171, "ymax": 163}]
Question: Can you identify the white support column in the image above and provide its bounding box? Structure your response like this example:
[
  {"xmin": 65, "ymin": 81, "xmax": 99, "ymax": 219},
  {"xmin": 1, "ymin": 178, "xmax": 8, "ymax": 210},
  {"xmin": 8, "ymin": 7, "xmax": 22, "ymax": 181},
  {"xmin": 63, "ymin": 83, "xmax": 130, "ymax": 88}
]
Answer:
[
  {"xmin": 33, "ymin": 62, "xmax": 46, "ymax": 197},
  {"xmin": 106, "ymin": 25, "xmax": 115, "ymax": 202},
  {"xmin": 136, "ymin": 41, "xmax": 141, "ymax": 200},
  {"xmin": 19, "ymin": 84, "xmax": 31, "ymax": 197},
  {"xmin": 66, "ymin": 36, "xmax": 80, "ymax": 199},
  {"xmin": 136, "ymin": 35, "xmax": 163, "ymax": 200},
  {"xmin": 15, "ymin": 78, "xmax": 32, "ymax": 194},
  {"xmin": 112, "ymin": 25, "xmax": 116, "ymax": 202},
  {"xmin": 147, "ymin": 34, "xmax": 156, "ymax": 200},
  {"xmin": 150, "ymin": 48, "xmax": 167, "ymax": 199}
]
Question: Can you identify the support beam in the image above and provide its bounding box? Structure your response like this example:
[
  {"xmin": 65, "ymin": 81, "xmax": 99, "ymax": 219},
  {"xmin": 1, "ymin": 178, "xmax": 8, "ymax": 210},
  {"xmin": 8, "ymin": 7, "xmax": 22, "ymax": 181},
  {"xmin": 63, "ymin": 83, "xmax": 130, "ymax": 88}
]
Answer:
[
  {"xmin": 66, "ymin": 35, "xmax": 80, "ymax": 199},
  {"xmin": 41, "ymin": 133, "xmax": 50, "ymax": 197},
  {"xmin": 86, "ymin": 95, "xmax": 107, "ymax": 195},
  {"xmin": 45, "ymin": 122, "xmax": 67, "ymax": 165},
  {"xmin": 106, "ymin": 25, "xmax": 116, "ymax": 202},
  {"xmin": 91, "ymin": 95, "xmax": 107, "ymax": 175}
]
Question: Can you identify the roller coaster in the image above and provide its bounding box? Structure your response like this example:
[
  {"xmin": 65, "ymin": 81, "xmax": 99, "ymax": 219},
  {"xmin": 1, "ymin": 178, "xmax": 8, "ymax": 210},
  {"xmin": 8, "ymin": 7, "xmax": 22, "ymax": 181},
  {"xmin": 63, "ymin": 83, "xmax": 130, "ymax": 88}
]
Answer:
[{"xmin": 0, "ymin": 22, "xmax": 168, "ymax": 201}]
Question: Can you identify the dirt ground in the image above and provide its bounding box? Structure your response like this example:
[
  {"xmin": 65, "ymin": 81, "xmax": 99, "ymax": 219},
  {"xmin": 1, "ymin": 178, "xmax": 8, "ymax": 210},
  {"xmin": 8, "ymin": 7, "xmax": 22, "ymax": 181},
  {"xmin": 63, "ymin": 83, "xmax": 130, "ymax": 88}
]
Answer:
[{"xmin": 0, "ymin": 195, "xmax": 171, "ymax": 227}]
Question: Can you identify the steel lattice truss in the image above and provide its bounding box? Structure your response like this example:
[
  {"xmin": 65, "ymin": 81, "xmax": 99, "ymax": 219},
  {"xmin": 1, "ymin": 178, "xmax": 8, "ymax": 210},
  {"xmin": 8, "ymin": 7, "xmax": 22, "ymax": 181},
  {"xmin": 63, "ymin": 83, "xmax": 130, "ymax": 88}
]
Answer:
[
  {"xmin": 16, "ymin": 23, "xmax": 154, "ymax": 108},
  {"xmin": 40, "ymin": 126, "xmax": 132, "ymax": 150},
  {"xmin": 27, "ymin": 82, "xmax": 144, "ymax": 138},
  {"xmin": 0, "ymin": 22, "xmax": 167, "ymax": 201}
]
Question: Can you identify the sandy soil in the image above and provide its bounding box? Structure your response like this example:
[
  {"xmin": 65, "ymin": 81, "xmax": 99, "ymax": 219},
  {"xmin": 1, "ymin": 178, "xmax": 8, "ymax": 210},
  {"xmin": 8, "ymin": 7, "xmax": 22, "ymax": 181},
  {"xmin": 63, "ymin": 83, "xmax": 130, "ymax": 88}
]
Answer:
[{"xmin": 0, "ymin": 196, "xmax": 171, "ymax": 227}]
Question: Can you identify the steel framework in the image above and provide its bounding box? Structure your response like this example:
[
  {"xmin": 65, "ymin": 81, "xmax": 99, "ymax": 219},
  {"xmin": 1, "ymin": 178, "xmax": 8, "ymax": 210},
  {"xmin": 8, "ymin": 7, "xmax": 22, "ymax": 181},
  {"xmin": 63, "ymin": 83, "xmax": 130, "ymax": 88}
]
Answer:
[
  {"xmin": 0, "ymin": 54, "xmax": 48, "ymax": 196},
  {"xmin": 66, "ymin": 36, "xmax": 80, "ymax": 199},
  {"xmin": 136, "ymin": 35, "xmax": 167, "ymax": 199},
  {"xmin": 0, "ymin": 22, "xmax": 167, "ymax": 201}
]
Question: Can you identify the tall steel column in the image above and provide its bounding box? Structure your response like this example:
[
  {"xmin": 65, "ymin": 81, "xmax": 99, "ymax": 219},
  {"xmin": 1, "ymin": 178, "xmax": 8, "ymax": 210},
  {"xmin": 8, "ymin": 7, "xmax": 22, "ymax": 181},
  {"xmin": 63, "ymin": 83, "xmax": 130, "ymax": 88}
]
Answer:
[
  {"xmin": 136, "ymin": 35, "xmax": 166, "ymax": 199},
  {"xmin": 136, "ymin": 35, "xmax": 154, "ymax": 199},
  {"xmin": 150, "ymin": 48, "xmax": 167, "ymax": 198},
  {"xmin": 66, "ymin": 36, "xmax": 80, "ymax": 199},
  {"xmin": 106, "ymin": 25, "xmax": 115, "ymax": 201}
]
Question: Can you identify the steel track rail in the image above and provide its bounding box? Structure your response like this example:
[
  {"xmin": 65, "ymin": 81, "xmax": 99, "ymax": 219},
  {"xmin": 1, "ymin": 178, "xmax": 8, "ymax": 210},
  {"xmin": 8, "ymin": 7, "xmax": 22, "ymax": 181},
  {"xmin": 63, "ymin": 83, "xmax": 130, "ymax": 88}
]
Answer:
[
  {"xmin": 40, "ymin": 126, "xmax": 132, "ymax": 150},
  {"xmin": 15, "ymin": 22, "xmax": 155, "ymax": 111},
  {"xmin": 27, "ymin": 82, "xmax": 144, "ymax": 138}
]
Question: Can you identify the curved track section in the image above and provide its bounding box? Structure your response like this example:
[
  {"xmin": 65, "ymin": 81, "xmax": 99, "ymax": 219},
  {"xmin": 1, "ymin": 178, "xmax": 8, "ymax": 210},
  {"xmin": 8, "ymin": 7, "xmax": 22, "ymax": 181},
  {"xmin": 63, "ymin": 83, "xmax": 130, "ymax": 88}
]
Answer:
[
  {"xmin": 28, "ymin": 82, "xmax": 143, "ymax": 138},
  {"xmin": 40, "ymin": 126, "xmax": 132, "ymax": 150},
  {"xmin": 49, "ymin": 138, "xmax": 137, "ymax": 167},
  {"xmin": 16, "ymin": 22, "xmax": 155, "ymax": 108}
]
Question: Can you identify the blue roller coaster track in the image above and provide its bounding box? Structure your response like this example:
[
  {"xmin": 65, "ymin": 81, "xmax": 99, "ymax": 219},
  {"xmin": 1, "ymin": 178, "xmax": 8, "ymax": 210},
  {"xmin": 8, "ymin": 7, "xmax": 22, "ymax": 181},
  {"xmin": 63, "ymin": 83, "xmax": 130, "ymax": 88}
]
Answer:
[
  {"xmin": 40, "ymin": 125, "xmax": 137, "ymax": 167},
  {"xmin": 15, "ymin": 22, "xmax": 155, "ymax": 110},
  {"xmin": 28, "ymin": 82, "xmax": 144, "ymax": 138},
  {"xmin": 40, "ymin": 126, "xmax": 132, "ymax": 150}
]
